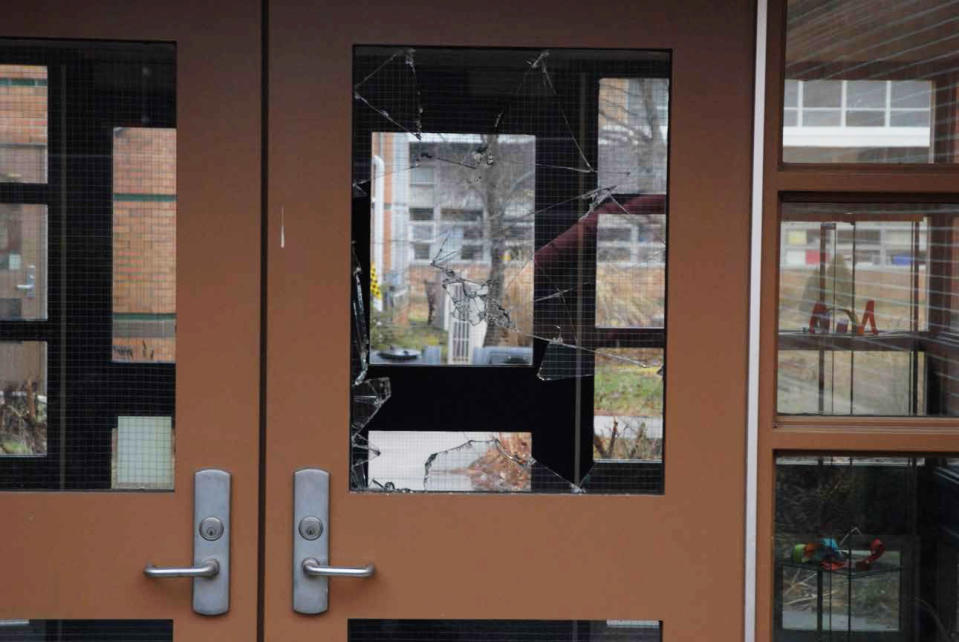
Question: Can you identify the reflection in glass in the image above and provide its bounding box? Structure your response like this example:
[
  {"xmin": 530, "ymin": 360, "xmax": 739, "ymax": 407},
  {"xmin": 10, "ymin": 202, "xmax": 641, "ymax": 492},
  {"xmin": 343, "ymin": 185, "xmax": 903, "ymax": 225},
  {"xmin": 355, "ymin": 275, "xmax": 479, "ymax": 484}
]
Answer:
[
  {"xmin": 0, "ymin": 341, "xmax": 46, "ymax": 456},
  {"xmin": 112, "ymin": 127, "xmax": 176, "ymax": 363},
  {"xmin": 782, "ymin": 0, "xmax": 955, "ymax": 163},
  {"xmin": 0, "ymin": 65, "xmax": 47, "ymax": 183},
  {"xmin": 777, "ymin": 202, "xmax": 959, "ymax": 416},
  {"xmin": 350, "ymin": 619, "xmax": 661, "ymax": 642},
  {"xmin": 0, "ymin": 620, "xmax": 171, "ymax": 641},
  {"xmin": 0, "ymin": 40, "xmax": 176, "ymax": 489},
  {"xmin": 0, "ymin": 204, "xmax": 47, "ymax": 320},
  {"xmin": 775, "ymin": 456, "xmax": 959, "ymax": 641}
]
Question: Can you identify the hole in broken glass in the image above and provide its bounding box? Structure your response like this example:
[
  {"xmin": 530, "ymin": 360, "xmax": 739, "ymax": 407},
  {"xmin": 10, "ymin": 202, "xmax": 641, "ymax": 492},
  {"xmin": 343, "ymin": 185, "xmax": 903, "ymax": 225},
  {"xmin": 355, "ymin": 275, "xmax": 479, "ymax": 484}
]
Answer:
[{"xmin": 351, "ymin": 47, "xmax": 669, "ymax": 492}]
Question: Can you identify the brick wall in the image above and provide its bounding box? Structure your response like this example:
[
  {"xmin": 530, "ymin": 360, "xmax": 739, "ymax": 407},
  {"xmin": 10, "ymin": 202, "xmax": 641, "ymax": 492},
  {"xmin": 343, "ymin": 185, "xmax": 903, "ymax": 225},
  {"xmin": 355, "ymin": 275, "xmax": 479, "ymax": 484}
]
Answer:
[
  {"xmin": 0, "ymin": 65, "xmax": 47, "ymax": 183},
  {"xmin": 112, "ymin": 127, "xmax": 176, "ymax": 362}
]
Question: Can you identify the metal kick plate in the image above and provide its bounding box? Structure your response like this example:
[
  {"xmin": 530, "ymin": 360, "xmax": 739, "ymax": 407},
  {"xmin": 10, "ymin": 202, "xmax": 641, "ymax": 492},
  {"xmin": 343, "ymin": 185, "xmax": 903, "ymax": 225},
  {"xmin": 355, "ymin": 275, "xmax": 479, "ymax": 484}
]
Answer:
[
  {"xmin": 194, "ymin": 469, "xmax": 231, "ymax": 615},
  {"xmin": 293, "ymin": 468, "xmax": 330, "ymax": 614}
]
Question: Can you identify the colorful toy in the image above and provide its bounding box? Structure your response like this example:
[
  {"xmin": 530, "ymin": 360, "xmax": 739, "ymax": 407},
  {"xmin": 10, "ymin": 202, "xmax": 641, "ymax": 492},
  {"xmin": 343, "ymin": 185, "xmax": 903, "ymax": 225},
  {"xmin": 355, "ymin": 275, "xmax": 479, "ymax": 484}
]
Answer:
[{"xmin": 790, "ymin": 529, "xmax": 885, "ymax": 572}]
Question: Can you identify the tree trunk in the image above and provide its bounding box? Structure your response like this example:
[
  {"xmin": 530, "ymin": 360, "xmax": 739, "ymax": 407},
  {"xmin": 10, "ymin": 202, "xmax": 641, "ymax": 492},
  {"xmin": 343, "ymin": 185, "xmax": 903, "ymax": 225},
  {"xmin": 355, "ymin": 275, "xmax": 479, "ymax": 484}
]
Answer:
[{"xmin": 483, "ymin": 135, "xmax": 508, "ymax": 346}]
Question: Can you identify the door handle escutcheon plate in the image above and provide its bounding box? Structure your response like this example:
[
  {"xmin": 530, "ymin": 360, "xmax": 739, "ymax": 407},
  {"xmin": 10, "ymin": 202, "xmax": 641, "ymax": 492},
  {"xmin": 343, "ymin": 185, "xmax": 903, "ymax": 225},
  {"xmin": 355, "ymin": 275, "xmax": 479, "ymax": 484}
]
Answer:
[
  {"xmin": 293, "ymin": 468, "xmax": 374, "ymax": 614},
  {"xmin": 143, "ymin": 469, "xmax": 231, "ymax": 615}
]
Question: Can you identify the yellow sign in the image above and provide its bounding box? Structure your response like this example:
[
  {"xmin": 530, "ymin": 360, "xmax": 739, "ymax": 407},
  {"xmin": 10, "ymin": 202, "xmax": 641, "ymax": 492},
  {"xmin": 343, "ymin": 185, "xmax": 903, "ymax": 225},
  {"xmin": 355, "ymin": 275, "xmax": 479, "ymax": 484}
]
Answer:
[{"xmin": 370, "ymin": 264, "xmax": 382, "ymax": 301}]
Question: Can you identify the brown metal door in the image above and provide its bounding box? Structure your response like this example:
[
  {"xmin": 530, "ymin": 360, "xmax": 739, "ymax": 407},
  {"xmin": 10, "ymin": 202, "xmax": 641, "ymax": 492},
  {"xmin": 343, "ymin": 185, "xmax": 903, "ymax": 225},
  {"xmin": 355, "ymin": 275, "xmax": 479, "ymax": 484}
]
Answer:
[
  {"xmin": 0, "ymin": 2, "xmax": 261, "ymax": 640},
  {"xmin": 265, "ymin": 1, "xmax": 755, "ymax": 641}
]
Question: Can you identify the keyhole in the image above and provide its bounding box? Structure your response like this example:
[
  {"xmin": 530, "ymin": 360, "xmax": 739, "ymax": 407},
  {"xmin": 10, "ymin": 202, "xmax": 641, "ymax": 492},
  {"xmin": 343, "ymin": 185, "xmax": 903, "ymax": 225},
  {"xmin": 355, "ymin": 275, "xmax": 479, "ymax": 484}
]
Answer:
[
  {"xmin": 299, "ymin": 516, "xmax": 323, "ymax": 540},
  {"xmin": 199, "ymin": 517, "xmax": 224, "ymax": 541}
]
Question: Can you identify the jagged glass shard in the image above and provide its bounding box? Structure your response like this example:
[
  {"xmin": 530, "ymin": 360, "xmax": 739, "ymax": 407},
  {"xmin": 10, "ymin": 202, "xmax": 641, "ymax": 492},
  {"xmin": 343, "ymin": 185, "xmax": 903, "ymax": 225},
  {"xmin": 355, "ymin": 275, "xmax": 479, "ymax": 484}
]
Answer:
[
  {"xmin": 537, "ymin": 341, "xmax": 593, "ymax": 381},
  {"xmin": 353, "ymin": 47, "xmax": 423, "ymax": 139},
  {"xmin": 349, "ymin": 377, "xmax": 391, "ymax": 489},
  {"xmin": 351, "ymin": 246, "xmax": 370, "ymax": 385},
  {"xmin": 351, "ymin": 377, "xmax": 391, "ymax": 434},
  {"xmin": 423, "ymin": 436, "xmax": 531, "ymax": 492}
]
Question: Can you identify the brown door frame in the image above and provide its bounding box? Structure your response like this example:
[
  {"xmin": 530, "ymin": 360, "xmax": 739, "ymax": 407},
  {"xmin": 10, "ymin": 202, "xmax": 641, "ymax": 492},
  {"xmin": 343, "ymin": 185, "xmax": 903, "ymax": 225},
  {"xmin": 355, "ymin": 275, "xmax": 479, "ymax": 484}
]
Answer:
[
  {"xmin": 753, "ymin": 0, "xmax": 959, "ymax": 639},
  {"xmin": 0, "ymin": 3, "xmax": 261, "ymax": 639},
  {"xmin": 265, "ymin": 1, "xmax": 756, "ymax": 640}
]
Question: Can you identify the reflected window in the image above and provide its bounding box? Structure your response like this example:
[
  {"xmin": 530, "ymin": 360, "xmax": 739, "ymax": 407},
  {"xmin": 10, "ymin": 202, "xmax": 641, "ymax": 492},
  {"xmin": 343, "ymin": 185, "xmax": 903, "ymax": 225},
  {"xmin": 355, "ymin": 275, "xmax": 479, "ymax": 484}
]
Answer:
[
  {"xmin": 777, "ymin": 202, "xmax": 959, "ymax": 416},
  {"xmin": 775, "ymin": 456, "xmax": 959, "ymax": 640},
  {"xmin": 782, "ymin": 0, "xmax": 956, "ymax": 163}
]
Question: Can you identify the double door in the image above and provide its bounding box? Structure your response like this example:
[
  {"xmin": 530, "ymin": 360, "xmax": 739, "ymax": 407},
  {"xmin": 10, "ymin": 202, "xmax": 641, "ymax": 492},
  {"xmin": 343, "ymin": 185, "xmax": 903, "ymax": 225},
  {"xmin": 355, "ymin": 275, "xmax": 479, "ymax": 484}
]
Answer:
[{"xmin": 0, "ymin": 1, "xmax": 755, "ymax": 640}]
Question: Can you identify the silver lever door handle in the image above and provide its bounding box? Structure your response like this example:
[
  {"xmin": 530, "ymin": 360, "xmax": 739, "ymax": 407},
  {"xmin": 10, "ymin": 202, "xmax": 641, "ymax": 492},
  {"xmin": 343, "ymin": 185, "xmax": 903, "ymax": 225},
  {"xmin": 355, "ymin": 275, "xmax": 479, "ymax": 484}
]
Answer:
[
  {"xmin": 294, "ymin": 468, "xmax": 375, "ymax": 614},
  {"xmin": 144, "ymin": 559, "xmax": 220, "ymax": 578},
  {"xmin": 302, "ymin": 558, "xmax": 374, "ymax": 578},
  {"xmin": 142, "ymin": 469, "xmax": 231, "ymax": 616}
]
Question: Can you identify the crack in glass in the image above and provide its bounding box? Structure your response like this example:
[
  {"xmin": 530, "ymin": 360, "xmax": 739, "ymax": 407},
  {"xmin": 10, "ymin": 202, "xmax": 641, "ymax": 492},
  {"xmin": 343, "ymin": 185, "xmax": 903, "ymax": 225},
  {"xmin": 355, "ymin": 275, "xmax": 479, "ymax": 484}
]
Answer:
[{"xmin": 352, "ymin": 46, "xmax": 669, "ymax": 492}]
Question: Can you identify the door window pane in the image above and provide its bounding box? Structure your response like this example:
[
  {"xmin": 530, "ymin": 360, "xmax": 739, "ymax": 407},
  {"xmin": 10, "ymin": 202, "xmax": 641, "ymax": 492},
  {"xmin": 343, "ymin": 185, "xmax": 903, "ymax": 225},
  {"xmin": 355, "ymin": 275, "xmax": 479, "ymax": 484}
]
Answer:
[
  {"xmin": 777, "ymin": 202, "xmax": 959, "ymax": 416},
  {"xmin": 0, "ymin": 40, "xmax": 175, "ymax": 489},
  {"xmin": 350, "ymin": 620, "xmax": 661, "ymax": 642},
  {"xmin": 0, "ymin": 620, "xmax": 170, "ymax": 641},
  {"xmin": 352, "ymin": 47, "xmax": 669, "ymax": 493},
  {"xmin": 782, "ymin": 0, "xmax": 953, "ymax": 163},
  {"xmin": 0, "ymin": 204, "xmax": 46, "ymax": 320},
  {"xmin": 0, "ymin": 65, "xmax": 46, "ymax": 183},
  {"xmin": 775, "ymin": 456, "xmax": 959, "ymax": 640}
]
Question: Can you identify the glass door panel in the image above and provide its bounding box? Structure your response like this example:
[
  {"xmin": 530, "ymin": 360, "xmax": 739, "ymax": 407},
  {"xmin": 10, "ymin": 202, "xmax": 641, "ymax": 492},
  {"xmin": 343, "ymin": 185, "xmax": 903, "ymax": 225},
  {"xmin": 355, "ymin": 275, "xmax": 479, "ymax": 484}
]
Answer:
[{"xmin": 0, "ymin": 2, "xmax": 261, "ymax": 638}]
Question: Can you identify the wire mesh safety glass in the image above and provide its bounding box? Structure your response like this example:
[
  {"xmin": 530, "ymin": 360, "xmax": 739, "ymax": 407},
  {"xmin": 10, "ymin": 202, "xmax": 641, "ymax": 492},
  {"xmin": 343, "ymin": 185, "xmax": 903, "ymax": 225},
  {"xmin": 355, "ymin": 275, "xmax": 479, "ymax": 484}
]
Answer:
[
  {"xmin": 0, "ymin": 40, "xmax": 176, "ymax": 490},
  {"xmin": 351, "ymin": 47, "xmax": 669, "ymax": 494}
]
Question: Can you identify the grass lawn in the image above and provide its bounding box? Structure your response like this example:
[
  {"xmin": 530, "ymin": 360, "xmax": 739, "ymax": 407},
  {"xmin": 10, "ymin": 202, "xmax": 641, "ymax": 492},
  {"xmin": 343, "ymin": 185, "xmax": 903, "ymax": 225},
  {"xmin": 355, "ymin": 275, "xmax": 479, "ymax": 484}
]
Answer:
[{"xmin": 594, "ymin": 360, "xmax": 663, "ymax": 416}]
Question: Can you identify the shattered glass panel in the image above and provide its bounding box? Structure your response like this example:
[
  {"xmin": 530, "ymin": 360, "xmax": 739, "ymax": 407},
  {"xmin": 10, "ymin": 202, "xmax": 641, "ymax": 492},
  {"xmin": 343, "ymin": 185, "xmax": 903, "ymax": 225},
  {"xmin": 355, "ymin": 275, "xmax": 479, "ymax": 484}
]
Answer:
[
  {"xmin": 352, "ymin": 47, "xmax": 670, "ymax": 493},
  {"xmin": 778, "ymin": 202, "xmax": 959, "ymax": 416}
]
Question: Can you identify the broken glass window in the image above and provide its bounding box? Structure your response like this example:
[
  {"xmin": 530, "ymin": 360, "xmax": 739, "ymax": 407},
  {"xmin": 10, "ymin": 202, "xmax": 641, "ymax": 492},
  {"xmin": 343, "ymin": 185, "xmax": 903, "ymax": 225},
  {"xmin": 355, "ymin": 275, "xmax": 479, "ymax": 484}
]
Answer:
[{"xmin": 350, "ymin": 47, "xmax": 670, "ymax": 493}]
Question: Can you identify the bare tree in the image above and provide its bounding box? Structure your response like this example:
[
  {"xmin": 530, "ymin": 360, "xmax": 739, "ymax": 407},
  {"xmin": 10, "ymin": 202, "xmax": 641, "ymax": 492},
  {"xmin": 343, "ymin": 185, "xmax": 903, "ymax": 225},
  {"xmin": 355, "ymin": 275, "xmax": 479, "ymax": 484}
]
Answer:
[{"xmin": 597, "ymin": 78, "xmax": 668, "ymax": 193}]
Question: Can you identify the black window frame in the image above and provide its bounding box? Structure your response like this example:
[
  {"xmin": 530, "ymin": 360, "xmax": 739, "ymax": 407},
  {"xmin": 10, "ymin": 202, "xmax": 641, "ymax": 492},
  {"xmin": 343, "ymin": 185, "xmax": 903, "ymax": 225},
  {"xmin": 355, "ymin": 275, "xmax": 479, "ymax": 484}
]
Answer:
[
  {"xmin": 0, "ymin": 40, "xmax": 176, "ymax": 490},
  {"xmin": 350, "ymin": 46, "xmax": 671, "ymax": 493}
]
